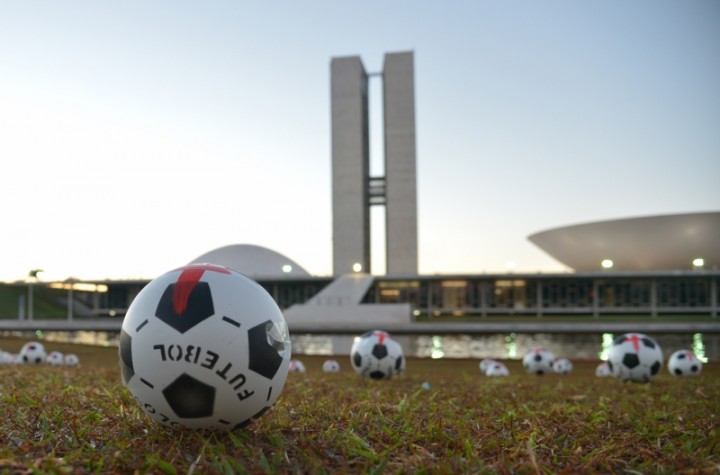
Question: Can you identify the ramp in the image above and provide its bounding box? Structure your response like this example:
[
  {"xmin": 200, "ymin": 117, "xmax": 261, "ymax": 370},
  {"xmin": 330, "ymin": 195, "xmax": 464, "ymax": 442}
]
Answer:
[{"xmin": 283, "ymin": 273, "xmax": 412, "ymax": 331}]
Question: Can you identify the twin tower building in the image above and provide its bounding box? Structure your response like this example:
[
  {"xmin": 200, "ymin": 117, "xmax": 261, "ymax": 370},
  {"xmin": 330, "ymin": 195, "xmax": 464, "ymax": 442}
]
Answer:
[{"xmin": 331, "ymin": 51, "xmax": 418, "ymax": 276}]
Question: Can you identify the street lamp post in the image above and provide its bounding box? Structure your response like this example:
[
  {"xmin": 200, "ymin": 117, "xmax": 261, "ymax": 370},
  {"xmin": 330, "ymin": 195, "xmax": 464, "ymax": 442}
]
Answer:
[
  {"xmin": 66, "ymin": 278, "xmax": 77, "ymax": 322},
  {"xmin": 27, "ymin": 284, "xmax": 32, "ymax": 321},
  {"xmin": 27, "ymin": 269, "xmax": 43, "ymax": 321}
]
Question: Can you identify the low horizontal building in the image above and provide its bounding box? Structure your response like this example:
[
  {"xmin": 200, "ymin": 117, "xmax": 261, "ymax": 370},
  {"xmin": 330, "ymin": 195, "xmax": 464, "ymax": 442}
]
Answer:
[{"xmin": 2, "ymin": 242, "xmax": 719, "ymax": 326}]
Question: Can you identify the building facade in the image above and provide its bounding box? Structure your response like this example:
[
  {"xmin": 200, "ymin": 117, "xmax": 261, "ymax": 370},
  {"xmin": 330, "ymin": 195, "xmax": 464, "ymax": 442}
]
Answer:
[
  {"xmin": 9, "ymin": 271, "xmax": 713, "ymax": 319},
  {"xmin": 330, "ymin": 51, "xmax": 418, "ymax": 275}
]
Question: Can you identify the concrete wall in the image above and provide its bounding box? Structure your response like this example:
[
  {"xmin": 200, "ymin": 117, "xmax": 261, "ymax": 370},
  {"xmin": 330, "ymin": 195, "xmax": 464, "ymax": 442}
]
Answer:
[
  {"xmin": 383, "ymin": 52, "xmax": 418, "ymax": 275},
  {"xmin": 331, "ymin": 56, "xmax": 371, "ymax": 275}
]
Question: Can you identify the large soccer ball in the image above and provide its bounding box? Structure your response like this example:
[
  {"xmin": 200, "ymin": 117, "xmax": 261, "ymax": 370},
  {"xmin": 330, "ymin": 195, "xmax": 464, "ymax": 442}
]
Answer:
[
  {"xmin": 522, "ymin": 347, "xmax": 555, "ymax": 375},
  {"xmin": 607, "ymin": 333, "xmax": 663, "ymax": 383},
  {"xmin": 553, "ymin": 358, "xmax": 573, "ymax": 374},
  {"xmin": 485, "ymin": 361, "xmax": 509, "ymax": 377},
  {"xmin": 350, "ymin": 330, "xmax": 405, "ymax": 379},
  {"xmin": 667, "ymin": 350, "xmax": 702, "ymax": 377},
  {"xmin": 46, "ymin": 351, "xmax": 64, "ymax": 366},
  {"xmin": 322, "ymin": 359, "xmax": 340, "ymax": 372},
  {"xmin": 119, "ymin": 264, "xmax": 292, "ymax": 430},
  {"xmin": 20, "ymin": 342, "xmax": 47, "ymax": 364}
]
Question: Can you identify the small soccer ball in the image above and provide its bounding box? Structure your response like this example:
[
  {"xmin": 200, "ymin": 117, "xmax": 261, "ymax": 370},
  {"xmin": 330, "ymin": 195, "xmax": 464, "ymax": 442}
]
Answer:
[
  {"xmin": 20, "ymin": 342, "xmax": 47, "ymax": 364},
  {"xmin": 421, "ymin": 381, "xmax": 431, "ymax": 390},
  {"xmin": 0, "ymin": 351, "xmax": 14, "ymax": 364},
  {"xmin": 64, "ymin": 353, "xmax": 80, "ymax": 367},
  {"xmin": 607, "ymin": 333, "xmax": 663, "ymax": 383},
  {"xmin": 46, "ymin": 351, "xmax": 64, "ymax": 366},
  {"xmin": 119, "ymin": 264, "xmax": 292, "ymax": 430},
  {"xmin": 667, "ymin": 350, "xmax": 702, "ymax": 377},
  {"xmin": 595, "ymin": 362, "xmax": 612, "ymax": 377},
  {"xmin": 322, "ymin": 359, "xmax": 340, "ymax": 372},
  {"xmin": 522, "ymin": 347, "xmax": 555, "ymax": 375},
  {"xmin": 350, "ymin": 330, "xmax": 405, "ymax": 379},
  {"xmin": 289, "ymin": 360, "xmax": 306, "ymax": 373},
  {"xmin": 553, "ymin": 358, "xmax": 573, "ymax": 374},
  {"xmin": 486, "ymin": 361, "xmax": 509, "ymax": 377},
  {"xmin": 479, "ymin": 358, "xmax": 496, "ymax": 374}
]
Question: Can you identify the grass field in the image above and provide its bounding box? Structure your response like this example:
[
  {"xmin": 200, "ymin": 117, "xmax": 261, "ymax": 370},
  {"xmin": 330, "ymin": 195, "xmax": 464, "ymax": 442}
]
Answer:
[{"xmin": 1, "ymin": 337, "xmax": 718, "ymax": 474}]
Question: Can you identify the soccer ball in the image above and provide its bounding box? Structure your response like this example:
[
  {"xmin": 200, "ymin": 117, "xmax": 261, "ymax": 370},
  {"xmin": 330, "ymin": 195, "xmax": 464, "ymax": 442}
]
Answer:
[
  {"xmin": 607, "ymin": 333, "xmax": 663, "ymax": 383},
  {"xmin": 485, "ymin": 361, "xmax": 509, "ymax": 377},
  {"xmin": 0, "ymin": 351, "xmax": 14, "ymax": 364},
  {"xmin": 20, "ymin": 342, "xmax": 47, "ymax": 364},
  {"xmin": 64, "ymin": 353, "xmax": 80, "ymax": 367},
  {"xmin": 667, "ymin": 350, "xmax": 702, "ymax": 377},
  {"xmin": 553, "ymin": 358, "xmax": 573, "ymax": 374},
  {"xmin": 595, "ymin": 362, "xmax": 612, "ymax": 377},
  {"xmin": 289, "ymin": 360, "xmax": 306, "ymax": 373},
  {"xmin": 350, "ymin": 330, "xmax": 405, "ymax": 379},
  {"xmin": 522, "ymin": 347, "xmax": 555, "ymax": 375},
  {"xmin": 322, "ymin": 359, "xmax": 340, "ymax": 372},
  {"xmin": 46, "ymin": 351, "xmax": 64, "ymax": 366},
  {"xmin": 479, "ymin": 358, "xmax": 496, "ymax": 374},
  {"xmin": 119, "ymin": 264, "xmax": 292, "ymax": 430}
]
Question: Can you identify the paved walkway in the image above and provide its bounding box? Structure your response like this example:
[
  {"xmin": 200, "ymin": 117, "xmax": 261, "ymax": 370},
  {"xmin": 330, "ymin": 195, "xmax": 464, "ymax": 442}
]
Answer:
[{"xmin": 1, "ymin": 318, "xmax": 718, "ymax": 334}]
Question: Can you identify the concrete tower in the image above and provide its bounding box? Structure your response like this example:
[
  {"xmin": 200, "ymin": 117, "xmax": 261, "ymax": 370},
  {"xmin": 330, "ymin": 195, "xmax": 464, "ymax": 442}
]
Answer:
[
  {"xmin": 331, "ymin": 56, "xmax": 370, "ymax": 275},
  {"xmin": 383, "ymin": 52, "xmax": 418, "ymax": 275},
  {"xmin": 331, "ymin": 51, "xmax": 418, "ymax": 276}
]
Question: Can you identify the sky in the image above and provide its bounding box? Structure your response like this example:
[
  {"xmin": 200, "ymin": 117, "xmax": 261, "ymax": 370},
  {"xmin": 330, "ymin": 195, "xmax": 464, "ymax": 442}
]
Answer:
[{"xmin": 1, "ymin": 1, "xmax": 718, "ymax": 283}]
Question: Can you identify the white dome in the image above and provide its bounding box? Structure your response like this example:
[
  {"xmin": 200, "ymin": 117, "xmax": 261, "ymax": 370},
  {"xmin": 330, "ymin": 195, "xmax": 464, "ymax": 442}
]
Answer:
[
  {"xmin": 189, "ymin": 244, "xmax": 311, "ymax": 278},
  {"xmin": 528, "ymin": 211, "xmax": 720, "ymax": 271}
]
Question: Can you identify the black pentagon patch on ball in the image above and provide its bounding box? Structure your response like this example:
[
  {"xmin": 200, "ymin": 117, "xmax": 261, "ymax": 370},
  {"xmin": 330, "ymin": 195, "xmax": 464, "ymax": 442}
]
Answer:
[
  {"xmin": 372, "ymin": 344, "xmax": 388, "ymax": 360},
  {"xmin": 119, "ymin": 329, "xmax": 134, "ymax": 383},
  {"xmin": 674, "ymin": 368, "xmax": 682, "ymax": 375},
  {"xmin": 155, "ymin": 282, "xmax": 214, "ymax": 334},
  {"xmin": 677, "ymin": 353, "xmax": 686, "ymax": 359},
  {"xmin": 534, "ymin": 354, "xmax": 542, "ymax": 362},
  {"xmin": 607, "ymin": 361, "xmax": 614, "ymax": 372},
  {"xmin": 369, "ymin": 371, "xmax": 385, "ymax": 379},
  {"xmin": 650, "ymin": 361, "xmax": 661, "ymax": 376},
  {"xmin": 691, "ymin": 365, "xmax": 698, "ymax": 373},
  {"xmin": 612, "ymin": 336, "xmax": 626, "ymax": 346},
  {"xmin": 163, "ymin": 373, "xmax": 215, "ymax": 418},
  {"xmin": 248, "ymin": 320, "xmax": 284, "ymax": 380},
  {"xmin": 622, "ymin": 353, "xmax": 640, "ymax": 369},
  {"xmin": 395, "ymin": 355, "xmax": 403, "ymax": 371},
  {"xmin": 353, "ymin": 352, "xmax": 362, "ymax": 368},
  {"xmin": 641, "ymin": 337, "xmax": 656, "ymax": 349}
]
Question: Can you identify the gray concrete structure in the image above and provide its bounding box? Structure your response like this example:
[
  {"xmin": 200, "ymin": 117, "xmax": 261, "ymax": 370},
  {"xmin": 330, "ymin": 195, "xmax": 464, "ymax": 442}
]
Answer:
[
  {"xmin": 330, "ymin": 51, "xmax": 418, "ymax": 276},
  {"xmin": 331, "ymin": 56, "xmax": 371, "ymax": 275},
  {"xmin": 384, "ymin": 52, "xmax": 418, "ymax": 275},
  {"xmin": 283, "ymin": 273, "xmax": 413, "ymax": 330}
]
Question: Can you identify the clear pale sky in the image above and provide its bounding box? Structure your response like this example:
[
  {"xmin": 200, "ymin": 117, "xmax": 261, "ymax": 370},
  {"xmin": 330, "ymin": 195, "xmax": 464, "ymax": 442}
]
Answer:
[{"xmin": 1, "ymin": 1, "xmax": 718, "ymax": 282}]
